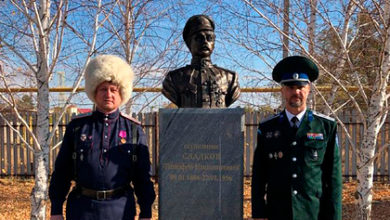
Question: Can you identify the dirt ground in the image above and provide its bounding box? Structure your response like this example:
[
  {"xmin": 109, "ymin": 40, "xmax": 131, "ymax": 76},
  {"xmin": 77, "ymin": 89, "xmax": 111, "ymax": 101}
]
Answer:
[{"xmin": 0, "ymin": 178, "xmax": 389, "ymax": 220}]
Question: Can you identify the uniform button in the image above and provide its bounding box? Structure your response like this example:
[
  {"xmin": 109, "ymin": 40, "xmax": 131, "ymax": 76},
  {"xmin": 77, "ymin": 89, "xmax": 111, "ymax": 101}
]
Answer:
[
  {"xmin": 292, "ymin": 174, "xmax": 297, "ymax": 178},
  {"xmin": 104, "ymin": 135, "xmax": 108, "ymax": 139},
  {"xmin": 292, "ymin": 141, "xmax": 297, "ymax": 146},
  {"xmin": 103, "ymin": 149, "xmax": 107, "ymax": 153},
  {"xmin": 293, "ymin": 190, "xmax": 298, "ymax": 195},
  {"xmin": 80, "ymin": 149, "xmax": 84, "ymax": 153},
  {"xmin": 292, "ymin": 157, "xmax": 297, "ymax": 162},
  {"xmin": 105, "ymin": 123, "xmax": 108, "ymax": 126},
  {"xmin": 104, "ymin": 118, "xmax": 108, "ymax": 121}
]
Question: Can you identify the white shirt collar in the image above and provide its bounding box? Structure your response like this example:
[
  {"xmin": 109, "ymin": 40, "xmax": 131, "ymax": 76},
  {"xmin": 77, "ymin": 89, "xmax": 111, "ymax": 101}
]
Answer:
[{"xmin": 285, "ymin": 109, "xmax": 306, "ymax": 127}]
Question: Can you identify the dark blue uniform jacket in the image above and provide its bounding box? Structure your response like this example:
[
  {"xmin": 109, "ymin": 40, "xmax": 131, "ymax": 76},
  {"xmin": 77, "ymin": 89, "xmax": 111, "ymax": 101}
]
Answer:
[{"xmin": 49, "ymin": 109, "xmax": 155, "ymax": 220}]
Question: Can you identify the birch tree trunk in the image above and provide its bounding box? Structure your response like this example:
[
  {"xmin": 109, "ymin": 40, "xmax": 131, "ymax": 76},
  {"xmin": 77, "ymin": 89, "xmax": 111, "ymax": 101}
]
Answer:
[
  {"xmin": 357, "ymin": 4, "xmax": 390, "ymax": 217},
  {"xmin": 356, "ymin": 85, "xmax": 386, "ymax": 220},
  {"xmin": 31, "ymin": 0, "xmax": 51, "ymax": 219},
  {"xmin": 282, "ymin": 0, "xmax": 289, "ymax": 58},
  {"xmin": 307, "ymin": 0, "xmax": 317, "ymax": 110},
  {"xmin": 124, "ymin": 0, "xmax": 135, "ymax": 114}
]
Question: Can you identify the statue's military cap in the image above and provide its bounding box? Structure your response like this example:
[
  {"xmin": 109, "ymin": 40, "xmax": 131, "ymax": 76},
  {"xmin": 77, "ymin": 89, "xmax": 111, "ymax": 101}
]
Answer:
[
  {"xmin": 272, "ymin": 55, "xmax": 319, "ymax": 86},
  {"xmin": 183, "ymin": 14, "xmax": 215, "ymax": 45}
]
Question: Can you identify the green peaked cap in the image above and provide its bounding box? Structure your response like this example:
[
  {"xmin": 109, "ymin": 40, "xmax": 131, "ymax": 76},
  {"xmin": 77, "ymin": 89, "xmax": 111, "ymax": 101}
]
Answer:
[{"xmin": 272, "ymin": 56, "xmax": 319, "ymax": 85}]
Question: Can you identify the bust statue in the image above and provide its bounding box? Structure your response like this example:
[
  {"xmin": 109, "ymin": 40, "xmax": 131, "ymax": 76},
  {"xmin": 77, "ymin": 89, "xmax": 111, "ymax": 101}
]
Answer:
[{"xmin": 162, "ymin": 14, "xmax": 240, "ymax": 108}]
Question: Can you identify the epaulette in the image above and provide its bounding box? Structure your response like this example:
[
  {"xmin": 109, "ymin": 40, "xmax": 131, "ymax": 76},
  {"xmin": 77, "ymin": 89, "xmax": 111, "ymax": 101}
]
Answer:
[
  {"xmin": 259, "ymin": 113, "xmax": 280, "ymax": 124},
  {"xmin": 72, "ymin": 112, "xmax": 92, "ymax": 119},
  {"xmin": 120, "ymin": 112, "xmax": 141, "ymax": 125},
  {"xmin": 168, "ymin": 66, "xmax": 190, "ymax": 74},
  {"xmin": 214, "ymin": 64, "xmax": 236, "ymax": 74},
  {"xmin": 312, "ymin": 111, "xmax": 335, "ymax": 122}
]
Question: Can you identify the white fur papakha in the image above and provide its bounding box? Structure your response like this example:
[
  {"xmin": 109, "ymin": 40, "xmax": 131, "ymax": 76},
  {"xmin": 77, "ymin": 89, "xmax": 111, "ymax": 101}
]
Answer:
[{"xmin": 85, "ymin": 55, "xmax": 134, "ymax": 106}]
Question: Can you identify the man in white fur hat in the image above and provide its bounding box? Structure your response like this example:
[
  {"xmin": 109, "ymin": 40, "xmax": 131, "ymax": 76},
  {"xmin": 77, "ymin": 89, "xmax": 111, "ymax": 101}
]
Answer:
[{"xmin": 49, "ymin": 55, "xmax": 155, "ymax": 220}]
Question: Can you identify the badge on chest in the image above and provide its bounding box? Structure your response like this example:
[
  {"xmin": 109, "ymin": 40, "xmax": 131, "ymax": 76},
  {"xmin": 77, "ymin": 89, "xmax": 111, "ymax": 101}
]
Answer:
[
  {"xmin": 307, "ymin": 132, "xmax": 323, "ymax": 140},
  {"xmin": 265, "ymin": 130, "xmax": 281, "ymax": 139},
  {"xmin": 268, "ymin": 151, "xmax": 284, "ymax": 160},
  {"xmin": 119, "ymin": 130, "xmax": 127, "ymax": 144}
]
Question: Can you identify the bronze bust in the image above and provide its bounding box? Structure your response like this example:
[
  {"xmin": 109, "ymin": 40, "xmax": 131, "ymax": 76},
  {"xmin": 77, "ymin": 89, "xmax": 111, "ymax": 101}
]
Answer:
[{"xmin": 162, "ymin": 15, "xmax": 240, "ymax": 108}]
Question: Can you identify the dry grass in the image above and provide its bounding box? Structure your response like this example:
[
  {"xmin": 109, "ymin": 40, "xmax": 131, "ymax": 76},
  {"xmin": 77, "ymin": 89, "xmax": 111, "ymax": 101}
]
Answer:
[{"xmin": 1, "ymin": 177, "xmax": 389, "ymax": 220}]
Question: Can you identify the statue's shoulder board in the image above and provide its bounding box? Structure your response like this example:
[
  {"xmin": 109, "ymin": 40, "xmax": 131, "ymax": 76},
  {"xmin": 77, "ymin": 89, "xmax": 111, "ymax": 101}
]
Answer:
[
  {"xmin": 168, "ymin": 65, "xmax": 191, "ymax": 73},
  {"xmin": 312, "ymin": 111, "xmax": 335, "ymax": 122},
  {"xmin": 214, "ymin": 65, "xmax": 236, "ymax": 75}
]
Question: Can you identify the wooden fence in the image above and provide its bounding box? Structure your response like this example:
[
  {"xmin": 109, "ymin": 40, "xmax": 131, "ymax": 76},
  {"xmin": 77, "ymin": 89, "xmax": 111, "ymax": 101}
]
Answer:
[{"xmin": 0, "ymin": 111, "xmax": 389, "ymax": 180}]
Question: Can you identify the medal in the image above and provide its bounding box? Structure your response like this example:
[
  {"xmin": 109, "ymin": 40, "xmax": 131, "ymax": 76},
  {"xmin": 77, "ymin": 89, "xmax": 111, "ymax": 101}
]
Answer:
[
  {"xmin": 79, "ymin": 149, "xmax": 84, "ymax": 161},
  {"xmin": 307, "ymin": 133, "xmax": 324, "ymax": 140},
  {"xmin": 274, "ymin": 130, "xmax": 280, "ymax": 138},
  {"xmin": 268, "ymin": 153, "xmax": 273, "ymax": 159},
  {"xmin": 80, "ymin": 134, "xmax": 86, "ymax": 141},
  {"xmin": 278, "ymin": 151, "xmax": 283, "ymax": 159},
  {"xmin": 274, "ymin": 152, "xmax": 278, "ymax": 160},
  {"xmin": 266, "ymin": 132, "xmax": 273, "ymax": 139},
  {"xmin": 313, "ymin": 150, "xmax": 318, "ymax": 160},
  {"xmin": 119, "ymin": 130, "xmax": 127, "ymax": 144}
]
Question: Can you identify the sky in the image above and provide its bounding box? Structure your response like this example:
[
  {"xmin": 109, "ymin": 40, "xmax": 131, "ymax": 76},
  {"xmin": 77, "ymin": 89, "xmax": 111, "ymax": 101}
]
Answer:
[{"xmin": 1, "ymin": 0, "xmax": 334, "ymax": 112}]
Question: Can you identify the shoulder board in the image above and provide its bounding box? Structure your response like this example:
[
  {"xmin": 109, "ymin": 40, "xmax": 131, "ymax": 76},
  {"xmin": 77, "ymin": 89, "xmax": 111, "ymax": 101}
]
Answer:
[
  {"xmin": 72, "ymin": 112, "xmax": 92, "ymax": 120},
  {"xmin": 312, "ymin": 111, "xmax": 335, "ymax": 122},
  {"xmin": 259, "ymin": 113, "xmax": 280, "ymax": 124},
  {"xmin": 213, "ymin": 65, "xmax": 236, "ymax": 74},
  {"xmin": 168, "ymin": 66, "xmax": 191, "ymax": 74},
  {"xmin": 120, "ymin": 112, "xmax": 141, "ymax": 125}
]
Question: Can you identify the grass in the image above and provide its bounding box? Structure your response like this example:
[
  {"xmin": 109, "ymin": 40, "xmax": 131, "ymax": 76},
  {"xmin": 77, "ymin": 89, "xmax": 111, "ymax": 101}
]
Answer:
[{"xmin": 1, "ymin": 177, "xmax": 389, "ymax": 219}]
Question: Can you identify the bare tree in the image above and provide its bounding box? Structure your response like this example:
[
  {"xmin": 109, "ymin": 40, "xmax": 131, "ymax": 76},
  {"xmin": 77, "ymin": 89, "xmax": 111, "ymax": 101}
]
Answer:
[
  {"xmin": 282, "ymin": 0, "xmax": 290, "ymax": 58},
  {"xmin": 0, "ymin": 0, "xmax": 103, "ymax": 218},
  {"xmin": 103, "ymin": 0, "xmax": 180, "ymax": 113},
  {"xmin": 96, "ymin": 0, "xmax": 199, "ymax": 113}
]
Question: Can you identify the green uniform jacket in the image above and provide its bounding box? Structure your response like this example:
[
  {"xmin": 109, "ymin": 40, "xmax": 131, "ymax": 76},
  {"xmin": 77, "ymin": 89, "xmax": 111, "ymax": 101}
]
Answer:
[{"xmin": 252, "ymin": 109, "xmax": 342, "ymax": 220}]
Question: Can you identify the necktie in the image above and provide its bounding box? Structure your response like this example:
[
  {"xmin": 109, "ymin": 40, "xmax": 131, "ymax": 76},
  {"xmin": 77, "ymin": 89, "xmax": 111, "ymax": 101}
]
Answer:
[{"xmin": 291, "ymin": 116, "xmax": 299, "ymax": 133}]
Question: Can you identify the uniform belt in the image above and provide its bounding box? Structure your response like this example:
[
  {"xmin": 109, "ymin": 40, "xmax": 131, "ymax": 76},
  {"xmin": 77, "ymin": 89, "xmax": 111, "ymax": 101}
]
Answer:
[{"xmin": 77, "ymin": 185, "xmax": 129, "ymax": 200}]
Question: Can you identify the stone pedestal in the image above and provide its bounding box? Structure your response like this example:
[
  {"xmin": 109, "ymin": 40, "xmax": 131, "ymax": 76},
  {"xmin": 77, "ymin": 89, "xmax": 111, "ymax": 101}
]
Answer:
[{"xmin": 159, "ymin": 108, "xmax": 244, "ymax": 220}]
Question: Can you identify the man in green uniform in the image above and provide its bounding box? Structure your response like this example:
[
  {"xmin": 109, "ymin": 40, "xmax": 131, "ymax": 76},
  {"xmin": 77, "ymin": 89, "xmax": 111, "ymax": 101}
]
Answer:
[{"xmin": 251, "ymin": 56, "xmax": 342, "ymax": 220}]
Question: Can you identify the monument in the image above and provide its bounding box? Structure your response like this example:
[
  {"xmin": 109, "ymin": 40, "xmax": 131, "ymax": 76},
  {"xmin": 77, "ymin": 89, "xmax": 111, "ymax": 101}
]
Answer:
[
  {"xmin": 159, "ymin": 108, "xmax": 244, "ymax": 219},
  {"xmin": 159, "ymin": 14, "xmax": 244, "ymax": 219}
]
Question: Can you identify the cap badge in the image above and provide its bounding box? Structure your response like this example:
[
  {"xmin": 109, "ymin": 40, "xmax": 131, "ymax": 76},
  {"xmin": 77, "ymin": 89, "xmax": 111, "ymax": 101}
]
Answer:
[{"xmin": 293, "ymin": 73, "xmax": 299, "ymax": 79}]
